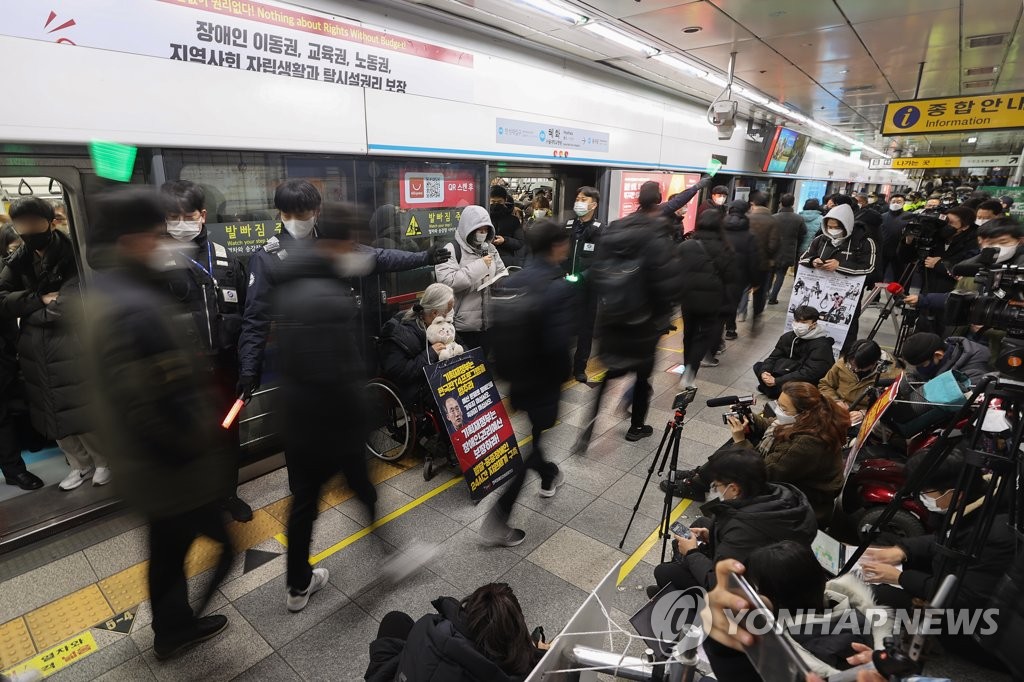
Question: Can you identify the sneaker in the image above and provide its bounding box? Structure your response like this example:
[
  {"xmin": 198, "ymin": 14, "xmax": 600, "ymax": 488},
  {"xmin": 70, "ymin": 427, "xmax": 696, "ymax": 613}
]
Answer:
[
  {"xmin": 481, "ymin": 511, "xmax": 527, "ymax": 547},
  {"xmin": 768, "ymin": 299, "xmax": 779, "ymax": 305},
  {"xmin": 724, "ymin": 330, "xmax": 738, "ymax": 340},
  {"xmin": 574, "ymin": 372, "xmax": 589, "ymax": 384},
  {"xmin": 89, "ymin": 466, "xmax": 110, "ymax": 487},
  {"xmin": 287, "ymin": 567, "xmax": 329, "ymax": 613},
  {"xmin": 700, "ymin": 358, "xmax": 720, "ymax": 368},
  {"xmin": 59, "ymin": 467, "xmax": 94, "ymax": 491},
  {"xmin": 625, "ymin": 425, "xmax": 654, "ymax": 442},
  {"xmin": 716, "ymin": 340, "xmax": 727, "ymax": 354},
  {"xmin": 539, "ymin": 468, "xmax": 564, "ymax": 498},
  {"xmin": 660, "ymin": 475, "xmax": 708, "ymax": 501},
  {"xmin": 223, "ymin": 495, "xmax": 252, "ymax": 522},
  {"xmin": 153, "ymin": 614, "xmax": 228, "ymax": 661},
  {"xmin": 486, "ymin": 525, "xmax": 526, "ymax": 547}
]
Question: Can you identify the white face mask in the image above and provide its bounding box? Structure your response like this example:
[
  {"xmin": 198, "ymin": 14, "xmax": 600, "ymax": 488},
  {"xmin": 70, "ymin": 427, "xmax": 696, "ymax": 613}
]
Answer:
[
  {"xmin": 283, "ymin": 217, "xmax": 316, "ymax": 239},
  {"xmin": 826, "ymin": 227, "xmax": 846, "ymax": 239},
  {"xmin": 994, "ymin": 244, "xmax": 1018, "ymax": 263},
  {"xmin": 574, "ymin": 201, "xmax": 591, "ymax": 217},
  {"xmin": 471, "ymin": 231, "xmax": 488, "ymax": 246},
  {"xmin": 166, "ymin": 219, "xmax": 202, "ymax": 242},
  {"xmin": 770, "ymin": 400, "xmax": 797, "ymax": 424},
  {"xmin": 792, "ymin": 321, "xmax": 813, "ymax": 337},
  {"xmin": 713, "ymin": 196, "xmax": 727, "ymax": 206},
  {"xmin": 890, "ymin": 202, "xmax": 904, "ymax": 212},
  {"xmin": 334, "ymin": 250, "xmax": 375, "ymax": 277},
  {"xmin": 705, "ymin": 489, "xmax": 723, "ymax": 503},
  {"xmin": 976, "ymin": 218, "xmax": 990, "ymax": 227},
  {"xmin": 534, "ymin": 209, "xmax": 548, "ymax": 218},
  {"xmin": 919, "ymin": 492, "xmax": 947, "ymax": 514}
]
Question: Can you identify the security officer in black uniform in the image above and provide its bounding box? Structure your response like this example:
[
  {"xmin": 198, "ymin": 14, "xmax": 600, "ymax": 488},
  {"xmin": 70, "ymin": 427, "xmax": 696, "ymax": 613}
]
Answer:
[
  {"xmin": 565, "ymin": 186, "xmax": 602, "ymax": 383},
  {"xmin": 237, "ymin": 180, "xmax": 450, "ymax": 398},
  {"xmin": 161, "ymin": 180, "xmax": 253, "ymax": 522}
]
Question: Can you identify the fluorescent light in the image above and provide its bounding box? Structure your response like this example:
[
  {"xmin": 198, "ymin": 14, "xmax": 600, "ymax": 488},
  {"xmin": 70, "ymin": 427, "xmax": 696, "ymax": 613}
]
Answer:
[
  {"xmin": 512, "ymin": 0, "xmax": 586, "ymax": 24},
  {"xmin": 704, "ymin": 73, "xmax": 729, "ymax": 88},
  {"xmin": 733, "ymin": 84, "xmax": 770, "ymax": 106},
  {"xmin": 967, "ymin": 136, "xmax": 978, "ymax": 143},
  {"xmin": 583, "ymin": 22, "xmax": 658, "ymax": 55},
  {"xmin": 652, "ymin": 54, "xmax": 708, "ymax": 79}
]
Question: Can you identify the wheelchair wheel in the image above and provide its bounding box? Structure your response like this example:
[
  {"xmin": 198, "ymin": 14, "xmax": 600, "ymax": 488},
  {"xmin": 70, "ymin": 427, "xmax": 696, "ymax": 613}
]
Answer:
[{"xmin": 365, "ymin": 379, "xmax": 415, "ymax": 462}]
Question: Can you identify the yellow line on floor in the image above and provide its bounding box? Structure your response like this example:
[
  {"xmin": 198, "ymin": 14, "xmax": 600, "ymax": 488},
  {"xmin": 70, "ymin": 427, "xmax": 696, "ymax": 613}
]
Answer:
[
  {"xmin": 615, "ymin": 498, "xmax": 692, "ymax": 586},
  {"xmin": 656, "ymin": 346, "xmax": 683, "ymax": 353}
]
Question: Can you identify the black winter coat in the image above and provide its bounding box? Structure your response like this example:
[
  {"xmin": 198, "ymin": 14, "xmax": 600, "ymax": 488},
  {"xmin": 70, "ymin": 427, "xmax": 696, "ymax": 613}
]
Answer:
[
  {"xmin": 798, "ymin": 226, "xmax": 877, "ymax": 277},
  {"xmin": 680, "ymin": 483, "xmax": 817, "ymax": 589},
  {"xmin": 0, "ymin": 230, "xmax": 91, "ymax": 439},
  {"xmin": 379, "ymin": 312, "xmax": 438, "ymax": 406},
  {"xmin": 762, "ymin": 330, "xmax": 836, "ymax": 386},
  {"xmin": 676, "ymin": 232, "xmax": 738, "ymax": 317},
  {"xmin": 773, "ymin": 207, "xmax": 806, "ymax": 267},
  {"xmin": 489, "ymin": 204, "xmax": 525, "ymax": 268},
  {"xmin": 722, "ymin": 215, "xmax": 762, "ymax": 291},
  {"xmin": 896, "ymin": 224, "xmax": 979, "ymax": 294},
  {"xmin": 364, "ymin": 597, "xmax": 541, "ymax": 682}
]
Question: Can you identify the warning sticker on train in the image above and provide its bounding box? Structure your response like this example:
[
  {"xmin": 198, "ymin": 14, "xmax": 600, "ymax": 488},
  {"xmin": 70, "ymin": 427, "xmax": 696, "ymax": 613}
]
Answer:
[
  {"xmin": 0, "ymin": 0, "xmax": 474, "ymax": 101},
  {"xmin": 881, "ymin": 92, "xmax": 1024, "ymax": 135}
]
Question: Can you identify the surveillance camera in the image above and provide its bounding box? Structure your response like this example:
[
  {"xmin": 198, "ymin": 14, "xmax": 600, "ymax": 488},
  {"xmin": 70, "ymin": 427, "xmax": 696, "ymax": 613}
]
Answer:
[
  {"xmin": 711, "ymin": 100, "xmax": 738, "ymax": 126},
  {"xmin": 716, "ymin": 120, "xmax": 737, "ymax": 140}
]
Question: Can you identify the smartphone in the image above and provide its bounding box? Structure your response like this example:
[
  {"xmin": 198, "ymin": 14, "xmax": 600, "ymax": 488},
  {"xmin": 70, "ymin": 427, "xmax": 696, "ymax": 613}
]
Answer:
[
  {"xmin": 726, "ymin": 571, "xmax": 812, "ymax": 682},
  {"xmin": 669, "ymin": 521, "xmax": 692, "ymax": 539}
]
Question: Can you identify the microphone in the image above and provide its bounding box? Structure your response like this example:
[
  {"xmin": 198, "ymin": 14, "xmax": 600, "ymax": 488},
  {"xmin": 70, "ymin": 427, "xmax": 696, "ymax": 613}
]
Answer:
[
  {"xmin": 885, "ymin": 282, "xmax": 904, "ymax": 296},
  {"xmin": 706, "ymin": 395, "xmax": 748, "ymax": 407}
]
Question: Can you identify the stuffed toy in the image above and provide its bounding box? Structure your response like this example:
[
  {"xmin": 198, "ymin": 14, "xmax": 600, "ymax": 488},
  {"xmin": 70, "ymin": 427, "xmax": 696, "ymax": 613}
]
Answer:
[{"xmin": 426, "ymin": 315, "xmax": 464, "ymax": 361}]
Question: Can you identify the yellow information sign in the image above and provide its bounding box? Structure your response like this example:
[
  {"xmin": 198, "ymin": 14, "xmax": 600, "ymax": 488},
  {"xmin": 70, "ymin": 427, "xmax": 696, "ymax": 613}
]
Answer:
[
  {"xmin": 2, "ymin": 631, "xmax": 98, "ymax": 678},
  {"xmin": 881, "ymin": 92, "xmax": 1024, "ymax": 135}
]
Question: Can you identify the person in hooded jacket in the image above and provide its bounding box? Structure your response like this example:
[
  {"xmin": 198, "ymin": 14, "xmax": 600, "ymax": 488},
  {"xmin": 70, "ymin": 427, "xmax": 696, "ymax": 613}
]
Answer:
[
  {"xmin": 799, "ymin": 203, "xmax": 876, "ymax": 352},
  {"xmin": 650, "ymin": 448, "xmax": 817, "ymax": 594},
  {"xmin": 767, "ymin": 193, "xmax": 806, "ymax": 304},
  {"xmin": 364, "ymin": 582, "xmax": 545, "ymax": 682},
  {"xmin": 753, "ymin": 306, "xmax": 834, "ymax": 399},
  {"xmin": 899, "ymin": 332, "xmax": 991, "ymax": 382},
  {"xmin": 721, "ymin": 200, "xmax": 761, "ymax": 342},
  {"xmin": 0, "ymin": 197, "xmax": 110, "ymax": 492},
  {"xmin": 488, "ymin": 185, "xmax": 525, "ymax": 268},
  {"xmin": 798, "ymin": 198, "xmax": 823, "ymax": 259},
  {"xmin": 434, "ymin": 205, "xmax": 508, "ymax": 353},
  {"xmin": 676, "ymin": 210, "xmax": 738, "ymax": 387},
  {"xmin": 237, "ymin": 181, "xmax": 448, "ymax": 400}
]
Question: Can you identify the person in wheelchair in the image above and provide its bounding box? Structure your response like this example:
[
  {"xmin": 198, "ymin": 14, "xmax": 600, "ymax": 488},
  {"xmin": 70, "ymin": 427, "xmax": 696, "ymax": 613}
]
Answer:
[{"xmin": 379, "ymin": 282, "xmax": 460, "ymax": 480}]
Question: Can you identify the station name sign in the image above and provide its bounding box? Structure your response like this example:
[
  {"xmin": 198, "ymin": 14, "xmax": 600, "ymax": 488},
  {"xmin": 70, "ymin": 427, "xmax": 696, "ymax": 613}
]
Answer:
[
  {"xmin": 868, "ymin": 154, "xmax": 1021, "ymax": 170},
  {"xmin": 881, "ymin": 92, "xmax": 1024, "ymax": 135}
]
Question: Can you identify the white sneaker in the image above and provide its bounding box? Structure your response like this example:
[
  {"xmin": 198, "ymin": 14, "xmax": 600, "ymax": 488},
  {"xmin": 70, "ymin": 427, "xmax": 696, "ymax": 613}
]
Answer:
[
  {"xmin": 286, "ymin": 567, "xmax": 329, "ymax": 612},
  {"xmin": 7, "ymin": 669, "xmax": 43, "ymax": 682},
  {"xmin": 539, "ymin": 469, "xmax": 564, "ymax": 498},
  {"xmin": 92, "ymin": 467, "xmax": 112, "ymax": 486},
  {"xmin": 59, "ymin": 467, "xmax": 94, "ymax": 491}
]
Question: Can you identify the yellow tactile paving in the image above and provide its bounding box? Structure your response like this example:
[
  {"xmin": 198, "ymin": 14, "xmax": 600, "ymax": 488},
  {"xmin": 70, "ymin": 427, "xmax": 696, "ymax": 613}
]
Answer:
[
  {"xmin": 0, "ymin": 617, "xmax": 36, "ymax": 670},
  {"xmin": 263, "ymin": 495, "xmax": 293, "ymax": 525},
  {"xmin": 184, "ymin": 509, "xmax": 283, "ymax": 578},
  {"xmin": 25, "ymin": 584, "xmax": 113, "ymax": 652},
  {"xmin": 99, "ymin": 562, "xmax": 149, "ymax": 615}
]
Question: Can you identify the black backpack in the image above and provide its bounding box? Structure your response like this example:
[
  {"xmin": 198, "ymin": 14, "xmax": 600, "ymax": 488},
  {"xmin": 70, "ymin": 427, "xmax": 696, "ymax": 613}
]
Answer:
[
  {"xmin": 488, "ymin": 282, "xmax": 543, "ymax": 382},
  {"xmin": 589, "ymin": 215, "xmax": 652, "ymax": 327}
]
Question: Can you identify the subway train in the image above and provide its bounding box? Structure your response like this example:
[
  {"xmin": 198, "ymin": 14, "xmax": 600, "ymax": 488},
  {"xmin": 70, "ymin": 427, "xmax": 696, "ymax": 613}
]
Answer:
[{"xmin": 0, "ymin": 0, "xmax": 909, "ymax": 551}]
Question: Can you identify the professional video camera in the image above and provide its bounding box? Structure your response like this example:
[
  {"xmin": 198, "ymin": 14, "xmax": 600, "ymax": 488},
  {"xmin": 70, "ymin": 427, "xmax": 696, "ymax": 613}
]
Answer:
[
  {"xmin": 900, "ymin": 212, "xmax": 946, "ymax": 260},
  {"xmin": 706, "ymin": 394, "xmax": 756, "ymax": 425},
  {"xmin": 947, "ymin": 263, "xmax": 1024, "ymax": 379}
]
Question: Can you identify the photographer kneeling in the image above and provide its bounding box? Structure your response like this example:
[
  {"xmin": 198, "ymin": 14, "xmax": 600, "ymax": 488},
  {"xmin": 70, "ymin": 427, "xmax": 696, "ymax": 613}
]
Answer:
[{"xmin": 650, "ymin": 449, "xmax": 816, "ymax": 596}]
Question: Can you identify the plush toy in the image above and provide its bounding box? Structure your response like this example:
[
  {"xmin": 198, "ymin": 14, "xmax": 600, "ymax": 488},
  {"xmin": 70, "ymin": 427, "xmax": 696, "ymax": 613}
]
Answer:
[{"xmin": 426, "ymin": 315, "xmax": 464, "ymax": 361}]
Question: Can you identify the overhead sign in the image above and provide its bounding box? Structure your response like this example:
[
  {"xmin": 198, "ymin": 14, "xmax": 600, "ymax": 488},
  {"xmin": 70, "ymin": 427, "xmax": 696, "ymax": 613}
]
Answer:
[
  {"xmin": 0, "ymin": 0, "xmax": 474, "ymax": 101},
  {"xmin": 496, "ymin": 118, "xmax": 610, "ymax": 153},
  {"xmin": 868, "ymin": 154, "xmax": 1020, "ymax": 170},
  {"xmin": 881, "ymin": 92, "xmax": 1024, "ymax": 135}
]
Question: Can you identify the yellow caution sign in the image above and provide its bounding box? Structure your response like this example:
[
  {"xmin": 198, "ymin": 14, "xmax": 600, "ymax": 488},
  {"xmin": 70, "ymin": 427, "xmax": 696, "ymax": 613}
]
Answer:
[
  {"xmin": 406, "ymin": 216, "xmax": 422, "ymax": 237},
  {"xmin": 3, "ymin": 631, "xmax": 98, "ymax": 678},
  {"xmin": 882, "ymin": 92, "xmax": 1024, "ymax": 135}
]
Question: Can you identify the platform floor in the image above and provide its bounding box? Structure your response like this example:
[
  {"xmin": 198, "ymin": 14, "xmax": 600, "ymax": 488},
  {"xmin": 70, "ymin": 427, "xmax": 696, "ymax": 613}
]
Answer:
[{"xmin": 0, "ymin": 280, "xmax": 999, "ymax": 681}]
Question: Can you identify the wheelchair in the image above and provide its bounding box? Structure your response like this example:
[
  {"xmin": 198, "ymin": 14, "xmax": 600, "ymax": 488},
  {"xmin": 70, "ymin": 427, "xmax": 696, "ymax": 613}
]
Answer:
[{"xmin": 364, "ymin": 377, "xmax": 454, "ymax": 466}]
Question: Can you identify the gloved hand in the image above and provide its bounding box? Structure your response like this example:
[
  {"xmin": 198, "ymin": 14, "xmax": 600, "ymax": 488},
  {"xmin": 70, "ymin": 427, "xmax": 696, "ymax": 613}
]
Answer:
[
  {"xmin": 428, "ymin": 245, "xmax": 451, "ymax": 265},
  {"xmin": 698, "ymin": 175, "xmax": 715, "ymax": 189},
  {"xmin": 236, "ymin": 374, "xmax": 259, "ymax": 401}
]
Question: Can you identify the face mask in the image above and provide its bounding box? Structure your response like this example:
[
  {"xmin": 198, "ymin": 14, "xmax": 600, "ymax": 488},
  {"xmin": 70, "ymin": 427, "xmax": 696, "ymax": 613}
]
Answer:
[
  {"xmin": 713, "ymin": 196, "xmax": 727, "ymax": 206},
  {"xmin": 919, "ymin": 492, "xmax": 947, "ymax": 514},
  {"xmin": 166, "ymin": 219, "xmax": 202, "ymax": 242},
  {"xmin": 534, "ymin": 209, "xmax": 548, "ymax": 218},
  {"xmin": 976, "ymin": 218, "xmax": 989, "ymax": 227},
  {"xmin": 283, "ymin": 217, "xmax": 316, "ymax": 239},
  {"xmin": 890, "ymin": 203, "xmax": 903, "ymax": 212},
  {"xmin": 471, "ymin": 231, "xmax": 488, "ymax": 246},
  {"xmin": 574, "ymin": 201, "xmax": 590, "ymax": 217},
  {"xmin": 994, "ymin": 244, "xmax": 1018, "ymax": 263},
  {"xmin": 21, "ymin": 230, "xmax": 53, "ymax": 252},
  {"xmin": 334, "ymin": 250, "xmax": 375, "ymax": 277},
  {"xmin": 826, "ymin": 227, "xmax": 846, "ymax": 239},
  {"xmin": 770, "ymin": 400, "xmax": 797, "ymax": 424},
  {"xmin": 792, "ymin": 321, "xmax": 813, "ymax": 337},
  {"xmin": 705, "ymin": 489, "xmax": 723, "ymax": 503},
  {"xmin": 916, "ymin": 359, "xmax": 942, "ymax": 380}
]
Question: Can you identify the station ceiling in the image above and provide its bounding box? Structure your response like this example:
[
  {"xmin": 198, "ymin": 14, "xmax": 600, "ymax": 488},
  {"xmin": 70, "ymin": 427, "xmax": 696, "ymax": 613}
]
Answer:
[{"xmin": 395, "ymin": 0, "xmax": 1024, "ymax": 159}]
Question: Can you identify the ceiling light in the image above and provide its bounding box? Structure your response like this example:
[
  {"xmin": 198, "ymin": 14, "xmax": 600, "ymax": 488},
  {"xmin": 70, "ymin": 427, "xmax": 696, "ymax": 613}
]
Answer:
[
  {"xmin": 682, "ymin": 26, "xmax": 702, "ymax": 34},
  {"xmin": 838, "ymin": 69, "xmax": 849, "ymax": 74},
  {"xmin": 583, "ymin": 22, "xmax": 659, "ymax": 55},
  {"xmin": 652, "ymin": 54, "xmax": 708, "ymax": 79},
  {"xmin": 704, "ymin": 73, "xmax": 729, "ymax": 88},
  {"xmin": 511, "ymin": 0, "xmax": 586, "ymax": 25},
  {"xmin": 732, "ymin": 84, "xmax": 770, "ymax": 106},
  {"xmin": 967, "ymin": 136, "xmax": 978, "ymax": 143}
]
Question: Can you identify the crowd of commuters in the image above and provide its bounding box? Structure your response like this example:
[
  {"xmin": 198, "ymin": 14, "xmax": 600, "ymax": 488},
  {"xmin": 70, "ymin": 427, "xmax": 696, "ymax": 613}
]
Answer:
[{"xmin": 0, "ymin": 174, "xmax": 1021, "ymax": 681}]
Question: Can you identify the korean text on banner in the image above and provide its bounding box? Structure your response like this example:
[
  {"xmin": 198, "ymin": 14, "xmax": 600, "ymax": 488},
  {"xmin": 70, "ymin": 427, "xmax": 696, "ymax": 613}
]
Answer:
[
  {"xmin": 206, "ymin": 220, "xmax": 282, "ymax": 257},
  {"xmin": 881, "ymin": 92, "xmax": 1024, "ymax": 136},
  {"xmin": 785, "ymin": 266, "xmax": 866, "ymax": 360},
  {"xmin": 842, "ymin": 375, "xmax": 902, "ymax": 479},
  {"xmin": 424, "ymin": 348, "xmax": 523, "ymax": 502},
  {"xmin": 400, "ymin": 170, "xmax": 477, "ymax": 210}
]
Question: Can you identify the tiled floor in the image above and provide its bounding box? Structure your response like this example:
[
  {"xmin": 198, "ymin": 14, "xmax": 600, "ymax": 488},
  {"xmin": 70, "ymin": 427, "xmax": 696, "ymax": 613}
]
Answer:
[{"xmin": 0, "ymin": 282, "xmax": 999, "ymax": 681}]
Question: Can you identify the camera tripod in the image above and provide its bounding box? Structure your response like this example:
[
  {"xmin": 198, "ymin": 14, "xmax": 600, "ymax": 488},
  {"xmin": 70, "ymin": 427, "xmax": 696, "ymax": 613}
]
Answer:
[
  {"xmin": 866, "ymin": 260, "xmax": 922, "ymax": 359},
  {"xmin": 620, "ymin": 387, "xmax": 698, "ymax": 563}
]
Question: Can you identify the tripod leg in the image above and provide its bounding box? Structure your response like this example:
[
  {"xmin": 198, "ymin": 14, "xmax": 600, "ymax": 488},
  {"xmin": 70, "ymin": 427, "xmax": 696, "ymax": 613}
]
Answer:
[
  {"xmin": 661, "ymin": 426, "xmax": 686, "ymax": 564},
  {"xmin": 620, "ymin": 421, "xmax": 674, "ymax": 550}
]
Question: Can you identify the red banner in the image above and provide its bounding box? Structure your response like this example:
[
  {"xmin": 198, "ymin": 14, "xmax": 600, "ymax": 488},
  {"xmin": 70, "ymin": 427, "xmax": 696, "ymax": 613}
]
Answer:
[{"xmin": 400, "ymin": 170, "xmax": 478, "ymax": 210}]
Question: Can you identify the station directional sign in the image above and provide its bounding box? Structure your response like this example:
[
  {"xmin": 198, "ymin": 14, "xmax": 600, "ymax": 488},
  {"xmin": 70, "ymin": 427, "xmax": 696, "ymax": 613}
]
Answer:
[
  {"xmin": 868, "ymin": 155, "xmax": 1020, "ymax": 170},
  {"xmin": 881, "ymin": 92, "xmax": 1024, "ymax": 135}
]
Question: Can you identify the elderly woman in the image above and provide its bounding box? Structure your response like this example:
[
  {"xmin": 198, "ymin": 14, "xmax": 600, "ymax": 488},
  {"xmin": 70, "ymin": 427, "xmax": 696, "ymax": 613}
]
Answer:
[{"xmin": 379, "ymin": 282, "xmax": 460, "ymax": 479}]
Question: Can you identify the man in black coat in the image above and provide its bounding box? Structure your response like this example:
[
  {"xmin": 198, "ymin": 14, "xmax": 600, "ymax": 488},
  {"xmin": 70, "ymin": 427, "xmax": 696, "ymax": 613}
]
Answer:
[
  {"xmin": 564, "ymin": 186, "xmax": 603, "ymax": 382},
  {"xmin": 721, "ymin": 201, "xmax": 761, "ymax": 341},
  {"xmin": 271, "ymin": 202, "xmax": 377, "ymax": 613},
  {"xmin": 160, "ymin": 180, "xmax": 253, "ymax": 522},
  {"xmin": 488, "ymin": 185, "xmax": 525, "ymax": 268},
  {"xmin": 767, "ymin": 193, "xmax": 806, "ymax": 304},
  {"xmin": 482, "ymin": 220, "xmax": 575, "ymax": 546},
  {"xmin": 0, "ymin": 315, "xmax": 42, "ymax": 490},
  {"xmin": 753, "ymin": 306, "xmax": 835, "ymax": 399}
]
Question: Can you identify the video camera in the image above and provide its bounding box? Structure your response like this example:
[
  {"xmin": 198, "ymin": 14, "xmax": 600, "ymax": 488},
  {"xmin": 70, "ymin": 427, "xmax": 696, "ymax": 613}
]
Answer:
[
  {"xmin": 947, "ymin": 262, "xmax": 1024, "ymax": 379},
  {"xmin": 706, "ymin": 394, "xmax": 756, "ymax": 425},
  {"xmin": 900, "ymin": 212, "xmax": 946, "ymax": 260}
]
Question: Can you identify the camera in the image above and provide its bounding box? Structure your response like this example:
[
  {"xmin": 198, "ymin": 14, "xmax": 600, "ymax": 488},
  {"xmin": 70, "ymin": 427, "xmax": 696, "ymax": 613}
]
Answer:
[
  {"xmin": 711, "ymin": 100, "xmax": 738, "ymax": 141},
  {"xmin": 900, "ymin": 213, "xmax": 946, "ymax": 260},
  {"xmin": 946, "ymin": 263, "xmax": 1024, "ymax": 380},
  {"xmin": 705, "ymin": 394, "xmax": 755, "ymax": 425}
]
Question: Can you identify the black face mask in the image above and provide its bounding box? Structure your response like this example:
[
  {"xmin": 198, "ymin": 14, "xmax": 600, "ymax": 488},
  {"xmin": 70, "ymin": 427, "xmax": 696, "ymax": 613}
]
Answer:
[{"xmin": 21, "ymin": 230, "xmax": 53, "ymax": 252}]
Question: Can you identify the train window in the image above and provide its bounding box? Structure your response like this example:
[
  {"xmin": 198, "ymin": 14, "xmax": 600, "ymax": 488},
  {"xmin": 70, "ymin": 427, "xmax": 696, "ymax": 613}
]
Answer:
[{"xmin": 0, "ymin": 177, "xmax": 70, "ymax": 236}]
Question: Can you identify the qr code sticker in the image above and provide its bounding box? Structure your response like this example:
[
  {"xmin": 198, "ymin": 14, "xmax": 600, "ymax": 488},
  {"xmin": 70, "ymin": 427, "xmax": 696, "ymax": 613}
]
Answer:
[
  {"xmin": 424, "ymin": 176, "xmax": 442, "ymax": 200},
  {"xmin": 404, "ymin": 173, "xmax": 446, "ymax": 204}
]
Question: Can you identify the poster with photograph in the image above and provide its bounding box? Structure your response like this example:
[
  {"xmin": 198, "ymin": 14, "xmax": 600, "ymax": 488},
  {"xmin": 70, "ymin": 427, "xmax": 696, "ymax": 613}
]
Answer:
[
  {"xmin": 785, "ymin": 266, "xmax": 866, "ymax": 360},
  {"xmin": 425, "ymin": 348, "xmax": 523, "ymax": 501}
]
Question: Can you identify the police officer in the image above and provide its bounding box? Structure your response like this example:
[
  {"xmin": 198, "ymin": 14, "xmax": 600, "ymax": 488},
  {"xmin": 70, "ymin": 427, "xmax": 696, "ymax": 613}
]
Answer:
[
  {"xmin": 565, "ymin": 186, "xmax": 602, "ymax": 382},
  {"xmin": 161, "ymin": 180, "xmax": 253, "ymax": 522},
  {"xmin": 237, "ymin": 180, "xmax": 449, "ymax": 396}
]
